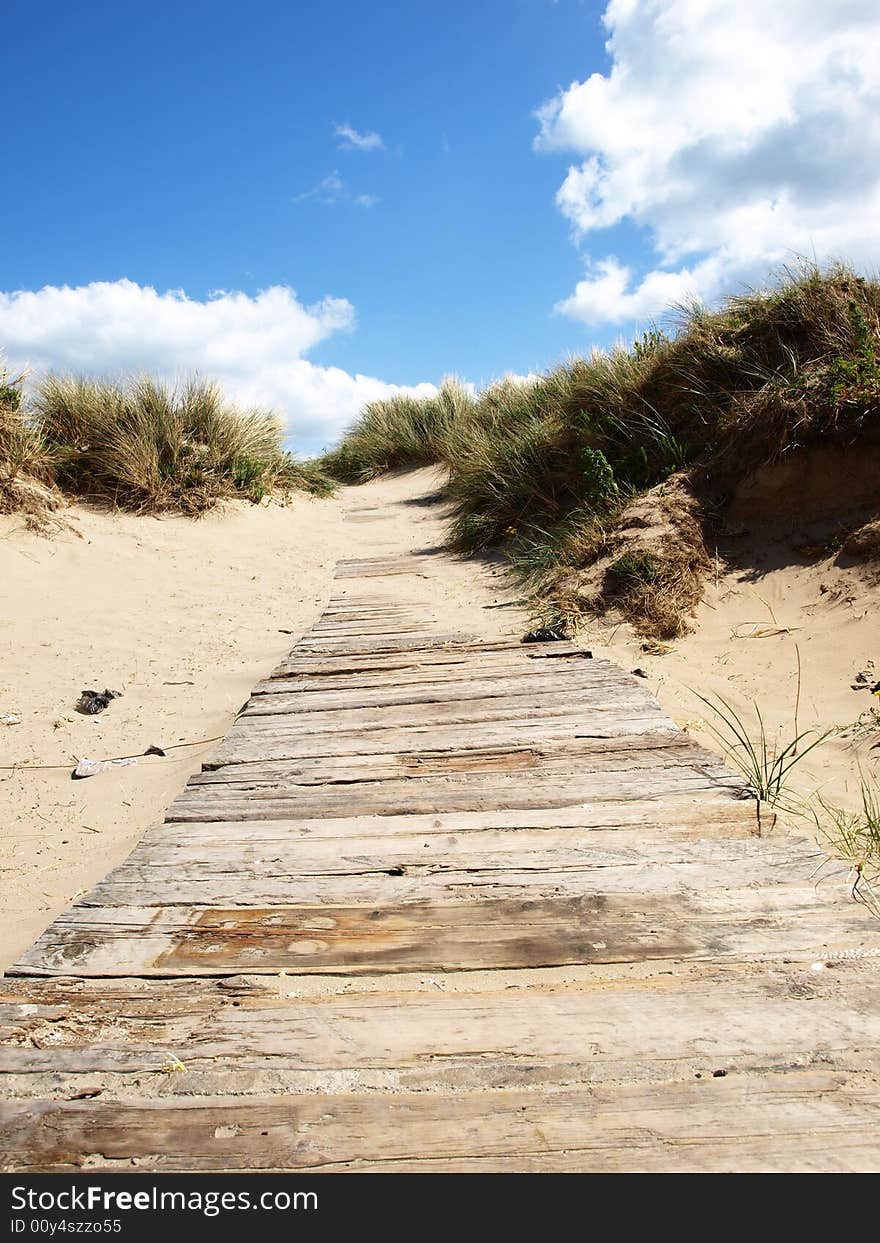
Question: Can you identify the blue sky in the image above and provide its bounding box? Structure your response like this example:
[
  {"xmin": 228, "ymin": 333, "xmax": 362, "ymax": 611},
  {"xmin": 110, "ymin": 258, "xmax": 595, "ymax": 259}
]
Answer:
[{"xmin": 3, "ymin": 1, "xmax": 878, "ymax": 452}]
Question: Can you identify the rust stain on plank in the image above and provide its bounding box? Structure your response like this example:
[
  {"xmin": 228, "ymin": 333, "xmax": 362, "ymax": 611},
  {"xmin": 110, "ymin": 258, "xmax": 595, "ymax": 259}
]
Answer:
[{"xmin": 153, "ymin": 896, "xmax": 693, "ymax": 973}]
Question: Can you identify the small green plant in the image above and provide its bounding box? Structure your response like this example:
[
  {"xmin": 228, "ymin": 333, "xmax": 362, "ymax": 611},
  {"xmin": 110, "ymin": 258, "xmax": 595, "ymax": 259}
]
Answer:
[
  {"xmin": 231, "ymin": 454, "xmax": 267, "ymax": 501},
  {"xmin": 581, "ymin": 446, "xmax": 618, "ymax": 509},
  {"xmin": 632, "ymin": 327, "xmax": 669, "ymax": 361},
  {"xmin": 810, "ymin": 781, "xmax": 880, "ymax": 918},
  {"xmin": 608, "ymin": 551, "xmax": 661, "ymax": 586},
  {"xmin": 0, "ymin": 376, "xmax": 22, "ymax": 410},
  {"xmin": 829, "ymin": 300, "xmax": 880, "ymax": 407},
  {"xmin": 695, "ymin": 692, "xmax": 832, "ymax": 814}
]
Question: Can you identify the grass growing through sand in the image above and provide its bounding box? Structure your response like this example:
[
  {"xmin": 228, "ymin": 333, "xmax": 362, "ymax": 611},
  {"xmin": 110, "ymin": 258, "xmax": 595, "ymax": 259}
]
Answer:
[
  {"xmin": 324, "ymin": 264, "xmax": 880, "ymax": 636},
  {"xmin": 694, "ymin": 692, "xmax": 834, "ymax": 813},
  {"xmin": 811, "ymin": 782, "xmax": 880, "ymax": 918},
  {"xmin": 696, "ymin": 692, "xmax": 880, "ymax": 919},
  {"xmin": 14, "ymin": 374, "xmax": 334, "ymax": 516}
]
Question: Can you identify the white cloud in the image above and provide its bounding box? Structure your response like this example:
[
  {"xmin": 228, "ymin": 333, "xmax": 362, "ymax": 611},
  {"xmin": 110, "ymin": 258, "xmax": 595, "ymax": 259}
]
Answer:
[
  {"xmin": 334, "ymin": 123, "xmax": 385, "ymax": 152},
  {"xmin": 0, "ymin": 280, "xmax": 435, "ymax": 454},
  {"xmin": 295, "ymin": 170, "xmax": 348, "ymax": 205},
  {"xmin": 537, "ymin": 0, "xmax": 880, "ymax": 324},
  {"xmin": 295, "ymin": 170, "xmax": 378, "ymax": 208}
]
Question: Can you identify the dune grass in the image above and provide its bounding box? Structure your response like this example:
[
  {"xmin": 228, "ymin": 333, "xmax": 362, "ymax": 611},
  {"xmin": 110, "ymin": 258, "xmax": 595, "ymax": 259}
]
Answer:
[
  {"xmin": 324, "ymin": 264, "xmax": 880, "ymax": 634},
  {"xmin": 29, "ymin": 374, "xmax": 333, "ymax": 514},
  {"xmin": 694, "ymin": 692, "xmax": 834, "ymax": 814},
  {"xmin": 0, "ymin": 364, "xmax": 59, "ymax": 526},
  {"xmin": 322, "ymin": 378, "xmax": 474, "ymax": 483}
]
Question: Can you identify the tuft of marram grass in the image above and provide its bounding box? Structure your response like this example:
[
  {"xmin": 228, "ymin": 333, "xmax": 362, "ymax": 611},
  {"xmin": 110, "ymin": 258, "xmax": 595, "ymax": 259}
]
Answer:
[
  {"xmin": 322, "ymin": 377, "xmax": 474, "ymax": 482},
  {"xmin": 0, "ymin": 363, "xmax": 60, "ymax": 528},
  {"xmin": 33, "ymin": 374, "xmax": 332, "ymax": 514},
  {"xmin": 695, "ymin": 692, "xmax": 833, "ymax": 814},
  {"xmin": 812, "ymin": 782, "xmax": 880, "ymax": 918}
]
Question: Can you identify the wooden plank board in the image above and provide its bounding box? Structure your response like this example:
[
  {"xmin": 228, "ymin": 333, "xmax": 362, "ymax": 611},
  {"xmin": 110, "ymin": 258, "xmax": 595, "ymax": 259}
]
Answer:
[
  {"xmin": 3, "ymin": 959, "xmax": 878, "ymax": 1081},
  {"xmin": 308, "ymin": 621, "xmax": 434, "ymax": 637},
  {"xmin": 81, "ymin": 835, "xmax": 820, "ymax": 907},
  {"xmin": 271, "ymin": 644, "xmax": 592, "ymax": 679},
  {"xmin": 259, "ymin": 659, "xmax": 600, "ymax": 695},
  {"xmin": 142, "ymin": 798, "xmax": 763, "ymax": 843},
  {"xmin": 295, "ymin": 633, "xmax": 484, "ymax": 655},
  {"xmin": 243, "ymin": 669, "xmax": 631, "ymax": 713},
  {"xmin": 169, "ymin": 773, "xmax": 744, "ymax": 822},
  {"xmin": 252, "ymin": 660, "xmax": 607, "ymax": 697},
  {"xmin": 3, "ymin": 1073, "xmax": 879, "ymax": 1171},
  {"xmin": 333, "ymin": 560, "xmax": 440, "ymax": 578},
  {"xmin": 11, "ymin": 883, "xmax": 879, "ymax": 977},
  {"xmin": 93, "ymin": 826, "xmax": 796, "ymax": 876},
  {"xmin": 232, "ymin": 687, "xmax": 660, "ymax": 736},
  {"xmin": 205, "ymin": 715, "xmax": 684, "ymax": 766},
  {"xmin": 191, "ymin": 733, "xmax": 728, "ymax": 784}
]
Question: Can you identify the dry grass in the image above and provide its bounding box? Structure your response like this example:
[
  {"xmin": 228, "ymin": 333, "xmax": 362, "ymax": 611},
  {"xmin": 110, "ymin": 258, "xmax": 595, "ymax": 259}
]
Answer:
[
  {"xmin": 322, "ymin": 378, "xmax": 474, "ymax": 482},
  {"xmin": 0, "ymin": 365, "xmax": 61, "ymax": 529},
  {"xmin": 32, "ymin": 374, "xmax": 333, "ymax": 514}
]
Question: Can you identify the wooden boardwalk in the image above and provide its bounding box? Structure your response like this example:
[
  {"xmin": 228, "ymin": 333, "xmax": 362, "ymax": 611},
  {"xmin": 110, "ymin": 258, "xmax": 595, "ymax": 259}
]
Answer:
[{"xmin": 2, "ymin": 546, "xmax": 880, "ymax": 1171}]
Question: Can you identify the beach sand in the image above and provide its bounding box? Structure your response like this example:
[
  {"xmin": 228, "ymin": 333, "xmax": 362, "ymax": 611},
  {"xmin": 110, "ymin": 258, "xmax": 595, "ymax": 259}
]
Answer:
[
  {"xmin": 591, "ymin": 528, "xmax": 880, "ymax": 832},
  {"xmin": 2, "ymin": 467, "xmax": 876, "ymax": 970}
]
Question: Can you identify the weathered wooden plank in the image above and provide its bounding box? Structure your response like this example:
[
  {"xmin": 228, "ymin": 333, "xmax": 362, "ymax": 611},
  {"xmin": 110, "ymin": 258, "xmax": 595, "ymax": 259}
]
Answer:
[
  {"xmin": 333, "ymin": 561, "xmax": 439, "ymax": 578},
  {"xmin": 145, "ymin": 798, "xmax": 762, "ymax": 843},
  {"xmin": 308, "ymin": 622, "xmax": 433, "ymax": 637},
  {"xmin": 271, "ymin": 644, "xmax": 592, "ymax": 679},
  {"xmin": 318, "ymin": 606, "xmax": 423, "ymax": 615},
  {"xmin": 228, "ymin": 694, "xmax": 662, "ymax": 737},
  {"xmin": 192, "ymin": 734, "xmax": 724, "ymax": 786},
  {"xmin": 295, "ymin": 633, "xmax": 487, "ymax": 656},
  {"xmin": 3, "ymin": 1073, "xmax": 879, "ymax": 1171},
  {"xmin": 244, "ymin": 669, "xmax": 629, "ymax": 713},
  {"xmin": 293, "ymin": 637, "xmax": 531, "ymax": 656},
  {"xmin": 323, "ymin": 598, "xmax": 411, "ymax": 610},
  {"xmin": 3, "ymin": 960, "xmax": 877, "ymax": 1083},
  {"xmin": 233, "ymin": 687, "xmax": 660, "ymax": 737},
  {"xmin": 94, "ymin": 828, "xmax": 795, "ymax": 878},
  {"xmin": 206, "ymin": 715, "xmax": 682, "ymax": 766},
  {"xmin": 253, "ymin": 661, "xmax": 609, "ymax": 698},
  {"xmin": 170, "ymin": 770, "xmax": 743, "ymax": 821},
  {"xmin": 82, "ymin": 834, "xmax": 821, "ymax": 907},
  {"xmin": 261, "ymin": 657, "xmax": 599, "ymax": 693},
  {"xmin": 10, "ymin": 883, "xmax": 880, "ymax": 977}
]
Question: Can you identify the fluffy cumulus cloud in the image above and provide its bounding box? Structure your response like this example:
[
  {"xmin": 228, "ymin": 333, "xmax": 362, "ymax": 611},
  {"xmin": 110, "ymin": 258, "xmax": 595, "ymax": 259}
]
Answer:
[
  {"xmin": 0, "ymin": 280, "xmax": 435, "ymax": 453},
  {"xmin": 537, "ymin": 0, "xmax": 880, "ymax": 324}
]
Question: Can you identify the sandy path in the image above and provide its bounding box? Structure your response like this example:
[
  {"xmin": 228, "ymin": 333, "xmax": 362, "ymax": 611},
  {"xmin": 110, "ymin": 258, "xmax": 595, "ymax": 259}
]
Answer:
[{"xmin": 0, "ymin": 470, "xmax": 523, "ymax": 970}]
